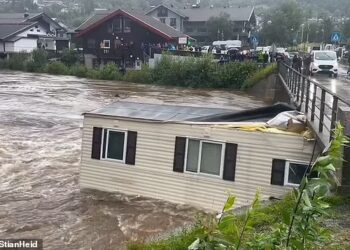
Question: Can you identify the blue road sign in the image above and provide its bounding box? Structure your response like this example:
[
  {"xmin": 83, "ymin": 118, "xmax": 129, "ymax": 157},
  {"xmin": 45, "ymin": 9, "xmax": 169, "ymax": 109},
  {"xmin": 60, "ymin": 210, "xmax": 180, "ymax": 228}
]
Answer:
[
  {"xmin": 251, "ymin": 36, "xmax": 259, "ymax": 45},
  {"xmin": 331, "ymin": 32, "xmax": 342, "ymax": 43}
]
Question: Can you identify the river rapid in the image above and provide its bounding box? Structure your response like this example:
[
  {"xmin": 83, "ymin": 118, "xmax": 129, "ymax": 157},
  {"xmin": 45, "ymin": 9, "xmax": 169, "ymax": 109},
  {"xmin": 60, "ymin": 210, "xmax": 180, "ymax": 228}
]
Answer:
[{"xmin": 0, "ymin": 71, "xmax": 264, "ymax": 249}]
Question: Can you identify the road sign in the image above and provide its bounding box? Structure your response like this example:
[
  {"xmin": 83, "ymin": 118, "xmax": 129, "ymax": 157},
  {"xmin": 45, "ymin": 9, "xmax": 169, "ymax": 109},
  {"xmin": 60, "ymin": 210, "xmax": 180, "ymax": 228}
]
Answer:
[
  {"xmin": 251, "ymin": 36, "xmax": 259, "ymax": 46},
  {"xmin": 331, "ymin": 32, "xmax": 342, "ymax": 43}
]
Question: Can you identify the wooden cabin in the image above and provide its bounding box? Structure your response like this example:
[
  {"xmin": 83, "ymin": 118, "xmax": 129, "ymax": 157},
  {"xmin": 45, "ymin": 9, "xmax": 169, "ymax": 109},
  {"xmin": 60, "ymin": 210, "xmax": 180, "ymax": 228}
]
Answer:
[
  {"xmin": 75, "ymin": 9, "xmax": 190, "ymax": 68},
  {"xmin": 80, "ymin": 102, "xmax": 318, "ymax": 211}
]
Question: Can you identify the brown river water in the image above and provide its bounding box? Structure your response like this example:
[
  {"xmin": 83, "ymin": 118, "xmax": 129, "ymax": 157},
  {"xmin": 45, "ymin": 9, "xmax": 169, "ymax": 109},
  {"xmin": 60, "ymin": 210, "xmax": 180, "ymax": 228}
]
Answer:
[{"xmin": 0, "ymin": 70, "xmax": 264, "ymax": 249}]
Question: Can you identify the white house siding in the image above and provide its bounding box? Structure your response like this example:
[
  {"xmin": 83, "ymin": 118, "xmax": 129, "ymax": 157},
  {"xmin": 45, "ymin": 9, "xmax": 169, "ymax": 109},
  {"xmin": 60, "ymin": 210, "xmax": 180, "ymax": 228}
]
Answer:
[
  {"xmin": 4, "ymin": 42, "xmax": 14, "ymax": 52},
  {"xmin": 17, "ymin": 23, "xmax": 49, "ymax": 37},
  {"xmin": 0, "ymin": 42, "xmax": 3, "ymax": 52},
  {"xmin": 13, "ymin": 38, "xmax": 38, "ymax": 53},
  {"xmin": 80, "ymin": 116, "xmax": 317, "ymax": 212},
  {"xmin": 147, "ymin": 9, "xmax": 183, "ymax": 32}
]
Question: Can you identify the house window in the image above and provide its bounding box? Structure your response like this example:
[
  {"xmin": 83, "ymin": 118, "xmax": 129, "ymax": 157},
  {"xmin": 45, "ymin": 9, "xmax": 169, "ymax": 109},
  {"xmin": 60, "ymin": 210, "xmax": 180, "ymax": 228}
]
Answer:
[
  {"xmin": 285, "ymin": 161, "xmax": 309, "ymax": 186},
  {"xmin": 123, "ymin": 18, "xmax": 131, "ymax": 33},
  {"xmin": 87, "ymin": 38, "xmax": 95, "ymax": 49},
  {"xmin": 271, "ymin": 159, "xmax": 309, "ymax": 186},
  {"xmin": 157, "ymin": 7, "xmax": 168, "ymax": 17},
  {"xmin": 113, "ymin": 17, "xmax": 122, "ymax": 33},
  {"xmin": 170, "ymin": 18, "xmax": 177, "ymax": 28},
  {"xmin": 185, "ymin": 138, "xmax": 224, "ymax": 177},
  {"xmin": 102, "ymin": 40, "xmax": 110, "ymax": 49},
  {"xmin": 101, "ymin": 129, "xmax": 127, "ymax": 162},
  {"xmin": 159, "ymin": 18, "xmax": 166, "ymax": 24}
]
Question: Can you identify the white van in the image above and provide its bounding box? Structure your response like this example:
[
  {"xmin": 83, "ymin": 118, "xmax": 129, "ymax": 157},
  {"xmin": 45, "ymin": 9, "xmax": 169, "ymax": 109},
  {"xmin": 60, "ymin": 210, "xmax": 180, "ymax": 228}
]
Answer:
[{"xmin": 310, "ymin": 51, "xmax": 338, "ymax": 77}]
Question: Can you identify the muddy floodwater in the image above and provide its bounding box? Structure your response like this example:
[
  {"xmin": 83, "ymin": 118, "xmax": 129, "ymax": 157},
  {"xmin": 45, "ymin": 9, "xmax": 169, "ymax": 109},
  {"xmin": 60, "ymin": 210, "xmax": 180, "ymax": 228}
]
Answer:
[{"xmin": 0, "ymin": 71, "xmax": 265, "ymax": 249}]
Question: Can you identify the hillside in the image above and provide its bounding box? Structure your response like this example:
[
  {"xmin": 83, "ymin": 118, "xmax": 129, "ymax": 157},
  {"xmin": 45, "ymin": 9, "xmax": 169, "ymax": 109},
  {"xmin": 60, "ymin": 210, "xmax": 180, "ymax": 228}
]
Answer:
[{"xmin": 1, "ymin": 0, "xmax": 349, "ymax": 27}]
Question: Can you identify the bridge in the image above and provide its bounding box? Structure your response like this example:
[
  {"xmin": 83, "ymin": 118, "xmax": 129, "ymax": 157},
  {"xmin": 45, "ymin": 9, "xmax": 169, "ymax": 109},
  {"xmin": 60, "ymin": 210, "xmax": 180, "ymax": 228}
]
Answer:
[{"xmin": 277, "ymin": 63, "xmax": 350, "ymax": 189}]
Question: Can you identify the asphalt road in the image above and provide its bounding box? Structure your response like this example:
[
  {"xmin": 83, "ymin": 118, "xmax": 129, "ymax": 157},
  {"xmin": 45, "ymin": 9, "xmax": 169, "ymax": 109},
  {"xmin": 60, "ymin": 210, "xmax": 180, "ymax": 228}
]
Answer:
[{"xmin": 310, "ymin": 64, "xmax": 350, "ymax": 102}]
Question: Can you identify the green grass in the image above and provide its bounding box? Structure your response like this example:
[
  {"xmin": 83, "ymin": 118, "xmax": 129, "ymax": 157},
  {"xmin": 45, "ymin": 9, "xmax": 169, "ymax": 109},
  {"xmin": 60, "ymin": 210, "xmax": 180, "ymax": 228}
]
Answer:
[{"xmin": 241, "ymin": 63, "xmax": 278, "ymax": 90}]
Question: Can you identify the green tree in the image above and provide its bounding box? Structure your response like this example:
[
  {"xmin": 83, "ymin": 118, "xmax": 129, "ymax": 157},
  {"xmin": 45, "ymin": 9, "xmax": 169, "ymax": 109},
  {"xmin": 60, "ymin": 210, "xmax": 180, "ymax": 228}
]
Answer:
[
  {"xmin": 342, "ymin": 20, "xmax": 350, "ymax": 43},
  {"xmin": 321, "ymin": 17, "xmax": 334, "ymax": 43},
  {"xmin": 207, "ymin": 13, "xmax": 234, "ymax": 42},
  {"xmin": 259, "ymin": 1, "xmax": 304, "ymax": 46}
]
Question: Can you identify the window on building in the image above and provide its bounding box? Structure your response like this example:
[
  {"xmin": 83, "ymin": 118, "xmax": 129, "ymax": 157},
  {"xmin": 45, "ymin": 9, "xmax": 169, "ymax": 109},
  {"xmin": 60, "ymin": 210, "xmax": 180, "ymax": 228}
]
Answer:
[
  {"xmin": 271, "ymin": 159, "xmax": 309, "ymax": 186},
  {"xmin": 198, "ymin": 26, "xmax": 207, "ymax": 33},
  {"xmin": 123, "ymin": 18, "xmax": 131, "ymax": 33},
  {"xmin": 113, "ymin": 17, "xmax": 122, "ymax": 33},
  {"xmin": 285, "ymin": 162, "xmax": 309, "ymax": 186},
  {"xmin": 185, "ymin": 139, "xmax": 224, "ymax": 177},
  {"xmin": 159, "ymin": 18, "xmax": 166, "ymax": 24},
  {"xmin": 102, "ymin": 40, "xmax": 110, "ymax": 49},
  {"xmin": 87, "ymin": 38, "xmax": 95, "ymax": 49},
  {"xmin": 101, "ymin": 129, "xmax": 127, "ymax": 162},
  {"xmin": 170, "ymin": 18, "xmax": 177, "ymax": 28},
  {"xmin": 157, "ymin": 7, "xmax": 168, "ymax": 17}
]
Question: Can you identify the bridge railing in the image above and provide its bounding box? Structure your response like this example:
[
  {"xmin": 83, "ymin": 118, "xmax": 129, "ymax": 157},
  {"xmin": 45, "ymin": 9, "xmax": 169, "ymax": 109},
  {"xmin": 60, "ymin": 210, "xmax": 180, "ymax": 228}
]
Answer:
[{"xmin": 278, "ymin": 62, "xmax": 350, "ymax": 145}]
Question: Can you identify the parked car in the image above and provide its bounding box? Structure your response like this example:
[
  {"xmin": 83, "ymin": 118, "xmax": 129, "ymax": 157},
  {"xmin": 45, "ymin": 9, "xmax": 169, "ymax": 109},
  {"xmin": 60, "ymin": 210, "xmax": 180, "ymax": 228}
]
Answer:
[{"xmin": 310, "ymin": 51, "xmax": 338, "ymax": 77}]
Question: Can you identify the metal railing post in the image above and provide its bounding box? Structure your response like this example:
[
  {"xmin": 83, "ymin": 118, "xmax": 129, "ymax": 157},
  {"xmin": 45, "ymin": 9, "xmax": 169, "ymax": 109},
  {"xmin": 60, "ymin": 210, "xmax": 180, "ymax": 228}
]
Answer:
[
  {"xmin": 330, "ymin": 96, "xmax": 338, "ymax": 140},
  {"xmin": 305, "ymin": 79, "xmax": 310, "ymax": 114},
  {"xmin": 296, "ymin": 74, "xmax": 301, "ymax": 102},
  {"xmin": 311, "ymin": 83, "xmax": 317, "ymax": 121},
  {"xmin": 319, "ymin": 89, "xmax": 326, "ymax": 132},
  {"xmin": 300, "ymin": 77, "xmax": 305, "ymax": 106}
]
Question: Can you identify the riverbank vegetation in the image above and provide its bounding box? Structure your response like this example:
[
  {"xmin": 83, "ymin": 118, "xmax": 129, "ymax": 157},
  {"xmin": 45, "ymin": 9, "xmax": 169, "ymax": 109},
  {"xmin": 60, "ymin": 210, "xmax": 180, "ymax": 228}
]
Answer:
[
  {"xmin": 129, "ymin": 124, "xmax": 350, "ymax": 250},
  {"xmin": 0, "ymin": 50, "xmax": 273, "ymax": 89}
]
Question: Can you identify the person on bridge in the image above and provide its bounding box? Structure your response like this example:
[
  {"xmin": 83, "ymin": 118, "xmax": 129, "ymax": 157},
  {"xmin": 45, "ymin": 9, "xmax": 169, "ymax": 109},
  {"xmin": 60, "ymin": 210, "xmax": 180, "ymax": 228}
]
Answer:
[
  {"xmin": 304, "ymin": 54, "xmax": 312, "ymax": 75},
  {"xmin": 292, "ymin": 55, "xmax": 298, "ymax": 70}
]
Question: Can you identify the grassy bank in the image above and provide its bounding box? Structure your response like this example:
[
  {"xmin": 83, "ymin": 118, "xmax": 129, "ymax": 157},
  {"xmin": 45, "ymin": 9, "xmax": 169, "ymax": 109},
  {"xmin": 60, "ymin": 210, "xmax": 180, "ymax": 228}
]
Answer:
[{"xmin": 0, "ymin": 50, "xmax": 275, "ymax": 90}]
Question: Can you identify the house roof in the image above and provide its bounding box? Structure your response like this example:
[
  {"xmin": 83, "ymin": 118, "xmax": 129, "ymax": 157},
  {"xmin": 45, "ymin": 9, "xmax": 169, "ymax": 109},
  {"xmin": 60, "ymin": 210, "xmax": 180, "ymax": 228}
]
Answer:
[
  {"xmin": 0, "ymin": 13, "xmax": 42, "ymax": 23},
  {"xmin": 84, "ymin": 102, "xmax": 295, "ymax": 123},
  {"xmin": 0, "ymin": 12, "xmax": 66, "ymax": 31},
  {"xmin": 84, "ymin": 101, "xmax": 235, "ymax": 122},
  {"xmin": 146, "ymin": 4, "xmax": 187, "ymax": 18},
  {"xmin": 0, "ymin": 23, "xmax": 36, "ymax": 40},
  {"xmin": 76, "ymin": 9, "xmax": 190, "ymax": 40},
  {"xmin": 180, "ymin": 6, "xmax": 254, "ymax": 22}
]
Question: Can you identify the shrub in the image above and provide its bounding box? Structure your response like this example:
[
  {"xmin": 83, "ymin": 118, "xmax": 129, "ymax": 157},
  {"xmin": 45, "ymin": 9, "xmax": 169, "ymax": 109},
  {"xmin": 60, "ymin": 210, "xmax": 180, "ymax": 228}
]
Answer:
[
  {"xmin": 123, "ymin": 65, "xmax": 153, "ymax": 83},
  {"xmin": 69, "ymin": 64, "xmax": 88, "ymax": 78},
  {"xmin": 98, "ymin": 63, "xmax": 122, "ymax": 80},
  {"xmin": 86, "ymin": 68, "xmax": 101, "ymax": 79},
  {"xmin": 47, "ymin": 61, "xmax": 69, "ymax": 75},
  {"xmin": 0, "ymin": 59, "xmax": 9, "ymax": 69},
  {"xmin": 217, "ymin": 62, "xmax": 259, "ymax": 88},
  {"xmin": 7, "ymin": 52, "xmax": 29, "ymax": 71},
  {"xmin": 152, "ymin": 55, "xmax": 258, "ymax": 89},
  {"xmin": 241, "ymin": 63, "xmax": 278, "ymax": 90},
  {"xmin": 60, "ymin": 49, "xmax": 79, "ymax": 66}
]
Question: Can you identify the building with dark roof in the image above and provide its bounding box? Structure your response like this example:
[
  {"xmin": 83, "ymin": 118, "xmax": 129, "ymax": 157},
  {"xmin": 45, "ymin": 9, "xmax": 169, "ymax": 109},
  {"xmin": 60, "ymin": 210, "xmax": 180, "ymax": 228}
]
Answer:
[
  {"xmin": 146, "ymin": 5, "xmax": 256, "ymax": 44},
  {"xmin": 75, "ymin": 9, "xmax": 191, "ymax": 68},
  {"xmin": 0, "ymin": 12, "xmax": 68, "ymax": 55}
]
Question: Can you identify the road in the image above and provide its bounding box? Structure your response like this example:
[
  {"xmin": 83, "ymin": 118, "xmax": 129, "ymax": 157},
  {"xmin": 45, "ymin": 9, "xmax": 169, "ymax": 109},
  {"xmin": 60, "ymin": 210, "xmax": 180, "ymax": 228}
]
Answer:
[{"xmin": 310, "ymin": 64, "xmax": 350, "ymax": 102}]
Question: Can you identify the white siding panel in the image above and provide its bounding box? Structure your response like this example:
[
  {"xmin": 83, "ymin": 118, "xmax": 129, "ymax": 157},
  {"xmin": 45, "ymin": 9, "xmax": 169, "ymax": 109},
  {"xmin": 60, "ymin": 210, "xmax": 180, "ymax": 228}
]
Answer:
[
  {"xmin": 80, "ymin": 117, "xmax": 317, "ymax": 211},
  {"xmin": 13, "ymin": 38, "xmax": 38, "ymax": 53}
]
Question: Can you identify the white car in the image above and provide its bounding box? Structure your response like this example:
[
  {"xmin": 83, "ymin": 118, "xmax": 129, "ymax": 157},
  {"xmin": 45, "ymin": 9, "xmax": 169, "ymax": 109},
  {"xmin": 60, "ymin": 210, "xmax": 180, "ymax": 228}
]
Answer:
[{"xmin": 310, "ymin": 51, "xmax": 338, "ymax": 77}]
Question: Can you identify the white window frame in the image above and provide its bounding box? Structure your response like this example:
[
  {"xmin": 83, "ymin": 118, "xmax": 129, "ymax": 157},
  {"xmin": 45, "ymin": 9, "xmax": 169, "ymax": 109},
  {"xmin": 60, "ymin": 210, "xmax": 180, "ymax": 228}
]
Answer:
[
  {"xmin": 102, "ymin": 40, "xmax": 110, "ymax": 49},
  {"xmin": 100, "ymin": 128, "xmax": 127, "ymax": 163},
  {"xmin": 284, "ymin": 160, "xmax": 309, "ymax": 187},
  {"xmin": 184, "ymin": 138, "xmax": 225, "ymax": 178}
]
